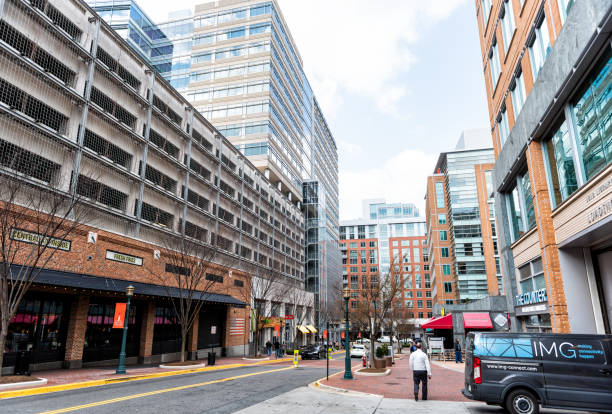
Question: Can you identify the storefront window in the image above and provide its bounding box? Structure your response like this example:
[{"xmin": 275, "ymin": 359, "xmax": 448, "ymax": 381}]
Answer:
[
  {"xmin": 5, "ymin": 296, "xmax": 69, "ymax": 365},
  {"xmin": 153, "ymin": 306, "xmax": 181, "ymax": 354},
  {"xmin": 84, "ymin": 302, "xmax": 139, "ymax": 362},
  {"xmin": 518, "ymin": 258, "xmax": 545, "ymax": 293},
  {"xmin": 544, "ymin": 118, "xmax": 578, "ymax": 207},
  {"xmin": 572, "ymin": 47, "xmax": 612, "ymax": 181}
]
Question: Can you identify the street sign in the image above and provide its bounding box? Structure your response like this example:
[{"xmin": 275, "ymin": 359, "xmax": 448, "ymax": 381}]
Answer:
[
  {"xmin": 284, "ymin": 315, "xmax": 294, "ymax": 320},
  {"xmin": 112, "ymin": 303, "xmax": 126, "ymax": 329}
]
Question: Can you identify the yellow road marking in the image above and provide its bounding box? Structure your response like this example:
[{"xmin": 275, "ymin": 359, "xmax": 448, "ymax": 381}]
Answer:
[
  {"xmin": 38, "ymin": 366, "xmax": 295, "ymax": 414},
  {"xmin": 0, "ymin": 357, "xmax": 295, "ymax": 400}
]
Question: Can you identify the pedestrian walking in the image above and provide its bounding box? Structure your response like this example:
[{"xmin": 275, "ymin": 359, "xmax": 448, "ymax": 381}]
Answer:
[
  {"xmin": 274, "ymin": 340, "xmax": 281, "ymax": 358},
  {"xmin": 265, "ymin": 340, "xmax": 272, "ymax": 356},
  {"xmin": 409, "ymin": 342, "xmax": 431, "ymax": 401},
  {"xmin": 454, "ymin": 339, "xmax": 463, "ymax": 363},
  {"xmin": 410, "ymin": 342, "xmax": 417, "ymax": 353}
]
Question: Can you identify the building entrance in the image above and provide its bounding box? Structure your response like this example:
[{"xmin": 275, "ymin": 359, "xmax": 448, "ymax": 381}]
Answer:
[{"xmin": 595, "ymin": 249, "xmax": 612, "ymax": 334}]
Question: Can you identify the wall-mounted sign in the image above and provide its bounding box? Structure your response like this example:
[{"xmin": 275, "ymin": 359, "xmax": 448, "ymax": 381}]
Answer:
[
  {"xmin": 493, "ymin": 313, "xmax": 508, "ymax": 327},
  {"xmin": 588, "ymin": 198, "xmax": 612, "ymax": 224},
  {"xmin": 284, "ymin": 315, "xmax": 294, "ymax": 320},
  {"xmin": 88, "ymin": 232, "xmax": 97, "ymax": 244},
  {"xmin": 106, "ymin": 250, "xmax": 143, "ymax": 266},
  {"xmin": 515, "ymin": 303, "xmax": 548, "ymax": 316},
  {"xmin": 516, "ymin": 288, "xmax": 547, "ymax": 307},
  {"xmin": 10, "ymin": 228, "xmax": 71, "ymax": 251},
  {"xmin": 210, "ymin": 325, "xmax": 217, "ymax": 335}
]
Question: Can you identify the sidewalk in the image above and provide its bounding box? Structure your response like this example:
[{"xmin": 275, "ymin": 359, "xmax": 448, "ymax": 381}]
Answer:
[{"xmin": 319, "ymin": 354, "xmax": 468, "ymax": 401}]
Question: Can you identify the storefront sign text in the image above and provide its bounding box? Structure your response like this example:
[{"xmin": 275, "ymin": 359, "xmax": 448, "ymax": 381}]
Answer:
[
  {"xmin": 106, "ymin": 250, "xmax": 143, "ymax": 266},
  {"xmin": 585, "ymin": 177, "xmax": 612, "ymax": 203},
  {"xmin": 515, "ymin": 288, "xmax": 547, "ymax": 306},
  {"xmin": 10, "ymin": 228, "xmax": 71, "ymax": 251},
  {"xmin": 587, "ymin": 198, "xmax": 612, "ymax": 224}
]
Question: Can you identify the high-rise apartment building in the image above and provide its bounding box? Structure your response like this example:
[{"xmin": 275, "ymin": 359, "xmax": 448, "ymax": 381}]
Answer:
[
  {"xmin": 340, "ymin": 201, "xmax": 430, "ymax": 336},
  {"xmin": 89, "ymin": 0, "xmax": 341, "ymax": 329},
  {"xmin": 476, "ymin": 0, "xmax": 611, "ymax": 333},
  {"xmin": 0, "ymin": 0, "xmax": 317, "ymax": 373},
  {"xmin": 425, "ymin": 130, "xmax": 501, "ymax": 307}
]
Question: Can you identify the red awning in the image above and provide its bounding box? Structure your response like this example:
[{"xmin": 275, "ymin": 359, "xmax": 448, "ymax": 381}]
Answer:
[
  {"xmin": 463, "ymin": 313, "xmax": 493, "ymax": 329},
  {"xmin": 420, "ymin": 314, "xmax": 453, "ymax": 329}
]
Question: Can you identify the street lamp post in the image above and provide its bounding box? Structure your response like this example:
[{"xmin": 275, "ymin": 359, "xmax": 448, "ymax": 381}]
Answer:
[
  {"xmin": 116, "ymin": 285, "xmax": 134, "ymax": 375},
  {"xmin": 342, "ymin": 287, "xmax": 353, "ymax": 380}
]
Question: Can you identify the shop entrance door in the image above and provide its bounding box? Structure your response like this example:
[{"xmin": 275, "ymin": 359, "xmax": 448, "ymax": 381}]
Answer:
[{"xmin": 595, "ymin": 249, "xmax": 612, "ymax": 334}]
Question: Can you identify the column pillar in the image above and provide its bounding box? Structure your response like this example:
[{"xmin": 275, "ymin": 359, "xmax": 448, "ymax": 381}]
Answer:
[
  {"xmin": 139, "ymin": 302, "xmax": 155, "ymax": 364},
  {"xmin": 63, "ymin": 295, "xmax": 90, "ymax": 369},
  {"xmin": 527, "ymin": 141, "xmax": 570, "ymax": 332},
  {"xmin": 187, "ymin": 311, "xmax": 199, "ymax": 360}
]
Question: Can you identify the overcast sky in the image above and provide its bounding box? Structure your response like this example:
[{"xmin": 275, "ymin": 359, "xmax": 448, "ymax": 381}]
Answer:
[{"xmin": 144, "ymin": 0, "xmax": 490, "ymax": 220}]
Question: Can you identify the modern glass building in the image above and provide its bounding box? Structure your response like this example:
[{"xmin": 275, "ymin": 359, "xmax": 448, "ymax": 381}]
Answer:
[
  {"xmin": 430, "ymin": 131, "xmax": 496, "ymax": 301},
  {"xmin": 88, "ymin": 0, "xmax": 341, "ymax": 330}
]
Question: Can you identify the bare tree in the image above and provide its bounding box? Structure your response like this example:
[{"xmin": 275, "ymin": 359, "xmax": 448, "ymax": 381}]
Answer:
[
  {"xmin": 350, "ymin": 256, "xmax": 403, "ymax": 364},
  {"xmin": 283, "ymin": 279, "xmax": 314, "ymax": 348},
  {"xmin": 148, "ymin": 234, "xmax": 233, "ymax": 362},
  {"xmin": 234, "ymin": 262, "xmax": 285, "ymax": 356},
  {"xmin": 0, "ymin": 171, "xmax": 92, "ymax": 373}
]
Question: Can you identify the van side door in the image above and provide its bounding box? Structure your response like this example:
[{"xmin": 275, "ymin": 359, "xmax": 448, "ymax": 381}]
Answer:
[{"xmin": 540, "ymin": 337, "xmax": 612, "ymax": 410}]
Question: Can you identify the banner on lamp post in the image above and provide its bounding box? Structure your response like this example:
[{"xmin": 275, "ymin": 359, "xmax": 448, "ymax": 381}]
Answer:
[{"xmin": 112, "ymin": 303, "xmax": 126, "ymax": 329}]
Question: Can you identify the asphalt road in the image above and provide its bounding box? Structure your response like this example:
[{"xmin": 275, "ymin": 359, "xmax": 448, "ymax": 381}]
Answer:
[{"xmin": 0, "ymin": 361, "xmax": 331, "ymax": 414}]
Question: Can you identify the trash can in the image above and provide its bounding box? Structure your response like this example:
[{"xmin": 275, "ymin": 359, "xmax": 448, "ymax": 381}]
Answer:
[
  {"xmin": 207, "ymin": 351, "xmax": 216, "ymax": 366},
  {"xmin": 14, "ymin": 350, "xmax": 31, "ymax": 376}
]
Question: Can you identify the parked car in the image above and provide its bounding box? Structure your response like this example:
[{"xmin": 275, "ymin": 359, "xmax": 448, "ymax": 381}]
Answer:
[
  {"xmin": 300, "ymin": 345, "xmax": 327, "ymax": 360},
  {"xmin": 379, "ymin": 336, "xmax": 397, "ymax": 343},
  {"xmin": 462, "ymin": 332, "xmax": 612, "ymax": 414},
  {"xmin": 350, "ymin": 344, "xmax": 367, "ymax": 358}
]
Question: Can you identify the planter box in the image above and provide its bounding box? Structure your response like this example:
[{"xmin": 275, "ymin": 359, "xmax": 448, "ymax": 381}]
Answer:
[
  {"xmin": 385, "ymin": 356, "xmax": 392, "ymax": 367},
  {"xmin": 373, "ymin": 358, "xmax": 386, "ymax": 369}
]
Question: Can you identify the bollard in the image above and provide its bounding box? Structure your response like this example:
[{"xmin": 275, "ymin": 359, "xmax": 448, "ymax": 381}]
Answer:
[{"xmin": 293, "ymin": 349, "xmax": 299, "ymax": 367}]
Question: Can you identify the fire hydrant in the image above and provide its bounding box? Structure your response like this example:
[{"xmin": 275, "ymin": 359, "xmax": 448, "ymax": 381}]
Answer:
[{"xmin": 362, "ymin": 355, "xmax": 367, "ymax": 367}]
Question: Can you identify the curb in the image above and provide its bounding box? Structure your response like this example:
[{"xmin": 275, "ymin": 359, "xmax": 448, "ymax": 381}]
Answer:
[
  {"xmin": 354, "ymin": 368, "xmax": 390, "ymax": 377},
  {"xmin": 0, "ymin": 378, "xmax": 47, "ymax": 390},
  {"xmin": 0, "ymin": 357, "xmax": 295, "ymax": 400},
  {"xmin": 158, "ymin": 363, "xmax": 206, "ymax": 369},
  {"xmin": 310, "ymin": 379, "xmax": 383, "ymax": 399}
]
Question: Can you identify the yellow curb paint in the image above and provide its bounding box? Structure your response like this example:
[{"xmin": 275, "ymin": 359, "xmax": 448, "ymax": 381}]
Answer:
[
  {"xmin": 38, "ymin": 366, "xmax": 295, "ymax": 414},
  {"xmin": 0, "ymin": 357, "xmax": 295, "ymax": 400}
]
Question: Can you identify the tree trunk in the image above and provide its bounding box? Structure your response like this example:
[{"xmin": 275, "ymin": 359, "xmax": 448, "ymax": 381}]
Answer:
[
  {"xmin": 180, "ymin": 328, "xmax": 187, "ymax": 362},
  {"xmin": 0, "ymin": 320, "xmax": 7, "ymax": 376}
]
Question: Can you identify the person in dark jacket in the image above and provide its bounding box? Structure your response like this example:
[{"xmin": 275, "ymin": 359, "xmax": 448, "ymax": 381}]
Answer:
[
  {"xmin": 274, "ymin": 340, "xmax": 281, "ymax": 358},
  {"xmin": 454, "ymin": 339, "xmax": 463, "ymax": 363},
  {"xmin": 265, "ymin": 340, "xmax": 272, "ymax": 356}
]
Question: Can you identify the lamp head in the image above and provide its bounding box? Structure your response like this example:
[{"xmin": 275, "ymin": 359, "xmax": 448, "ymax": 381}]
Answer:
[
  {"xmin": 126, "ymin": 285, "xmax": 134, "ymax": 297},
  {"xmin": 342, "ymin": 286, "xmax": 350, "ymax": 300}
]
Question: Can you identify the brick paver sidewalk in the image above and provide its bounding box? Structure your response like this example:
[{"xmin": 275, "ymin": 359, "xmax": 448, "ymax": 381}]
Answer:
[{"xmin": 320, "ymin": 354, "xmax": 470, "ymax": 402}]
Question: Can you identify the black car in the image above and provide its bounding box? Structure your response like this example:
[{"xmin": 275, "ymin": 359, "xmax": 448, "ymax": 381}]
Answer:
[
  {"xmin": 462, "ymin": 332, "xmax": 612, "ymax": 414},
  {"xmin": 300, "ymin": 345, "xmax": 327, "ymax": 360}
]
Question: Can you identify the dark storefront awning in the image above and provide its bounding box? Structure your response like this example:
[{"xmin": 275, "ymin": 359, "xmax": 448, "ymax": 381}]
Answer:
[
  {"xmin": 420, "ymin": 314, "xmax": 453, "ymax": 329},
  {"xmin": 463, "ymin": 312, "xmax": 493, "ymax": 329},
  {"xmin": 11, "ymin": 266, "xmax": 246, "ymax": 308}
]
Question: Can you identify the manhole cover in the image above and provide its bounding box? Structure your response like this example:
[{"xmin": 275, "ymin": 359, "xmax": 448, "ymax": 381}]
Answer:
[{"xmin": 384, "ymin": 382, "xmax": 400, "ymax": 385}]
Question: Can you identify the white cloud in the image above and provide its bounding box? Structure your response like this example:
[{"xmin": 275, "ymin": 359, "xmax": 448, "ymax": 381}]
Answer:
[
  {"xmin": 339, "ymin": 149, "xmax": 437, "ymax": 220},
  {"xmin": 277, "ymin": 0, "xmax": 468, "ymax": 116}
]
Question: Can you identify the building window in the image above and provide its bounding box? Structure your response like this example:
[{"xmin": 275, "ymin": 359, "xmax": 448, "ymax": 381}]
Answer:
[
  {"xmin": 444, "ymin": 282, "xmax": 453, "ymax": 293},
  {"xmin": 440, "ymin": 230, "xmax": 447, "ymax": 241},
  {"xmin": 480, "ymin": 0, "xmax": 492, "ymax": 29},
  {"xmin": 489, "ymin": 37, "xmax": 501, "ymax": 91},
  {"xmin": 435, "ymin": 182, "xmax": 444, "ymax": 208},
  {"xmin": 507, "ymin": 170, "xmax": 536, "ymax": 242},
  {"xmin": 441, "ymin": 248, "xmax": 449, "ymax": 258},
  {"xmin": 572, "ymin": 48, "xmax": 612, "ymax": 181},
  {"xmin": 543, "ymin": 118, "xmax": 578, "ymax": 208},
  {"xmin": 528, "ymin": 11, "xmax": 551, "ymax": 81},
  {"xmin": 557, "ymin": 0, "xmax": 575, "ymax": 24},
  {"xmin": 510, "ymin": 65, "xmax": 527, "ymax": 118},
  {"xmin": 442, "ymin": 264, "xmax": 451, "ymax": 275},
  {"xmin": 518, "ymin": 257, "xmax": 545, "ymax": 293},
  {"xmin": 498, "ymin": 106, "xmax": 511, "ymax": 146},
  {"xmin": 438, "ymin": 214, "xmax": 446, "ymax": 224},
  {"xmin": 499, "ymin": 0, "xmax": 516, "ymax": 53}
]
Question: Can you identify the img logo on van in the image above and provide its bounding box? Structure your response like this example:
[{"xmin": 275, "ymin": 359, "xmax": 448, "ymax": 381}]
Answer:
[{"xmin": 534, "ymin": 339, "xmax": 606, "ymax": 362}]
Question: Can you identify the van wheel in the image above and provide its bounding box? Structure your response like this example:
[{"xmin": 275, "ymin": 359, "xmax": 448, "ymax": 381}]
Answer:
[{"xmin": 505, "ymin": 389, "xmax": 539, "ymax": 414}]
